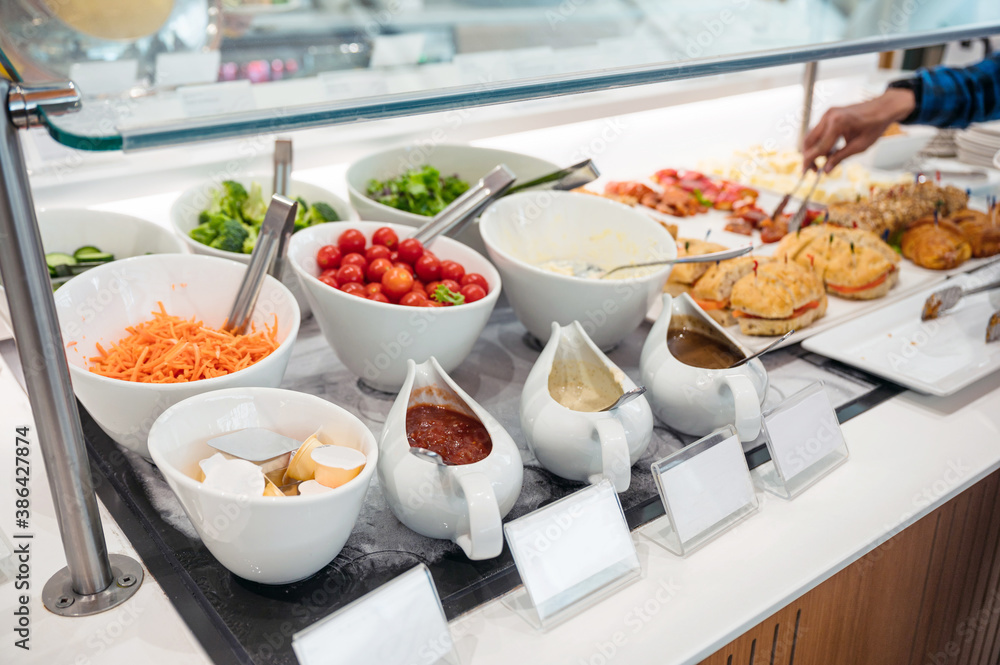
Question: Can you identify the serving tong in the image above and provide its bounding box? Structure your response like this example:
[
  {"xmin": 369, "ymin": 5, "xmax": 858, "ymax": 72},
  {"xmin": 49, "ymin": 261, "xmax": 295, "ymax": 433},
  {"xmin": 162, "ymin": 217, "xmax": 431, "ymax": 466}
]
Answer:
[
  {"xmin": 503, "ymin": 159, "xmax": 599, "ymax": 197},
  {"xmin": 920, "ymin": 277, "xmax": 1000, "ymax": 322},
  {"xmin": 411, "ymin": 165, "xmax": 517, "ymax": 245},
  {"xmin": 787, "ymin": 169, "xmax": 825, "ymax": 233}
]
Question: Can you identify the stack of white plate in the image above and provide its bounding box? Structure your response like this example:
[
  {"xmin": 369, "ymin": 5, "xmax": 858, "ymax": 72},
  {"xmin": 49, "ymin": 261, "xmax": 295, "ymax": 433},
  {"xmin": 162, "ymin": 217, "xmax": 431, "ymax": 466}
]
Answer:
[{"xmin": 955, "ymin": 121, "xmax": 1000, "ymax": 168}]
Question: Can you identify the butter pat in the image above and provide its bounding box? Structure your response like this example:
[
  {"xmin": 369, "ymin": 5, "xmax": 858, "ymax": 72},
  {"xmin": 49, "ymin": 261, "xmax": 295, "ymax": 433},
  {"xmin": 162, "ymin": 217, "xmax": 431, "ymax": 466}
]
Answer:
[
  {"xmin": 297, "ymin": 480, "xmax": 334, "ymax": 496},
  {"xmin": 312, "ymin": 446, "xmax": 367, "ymax": 489}
]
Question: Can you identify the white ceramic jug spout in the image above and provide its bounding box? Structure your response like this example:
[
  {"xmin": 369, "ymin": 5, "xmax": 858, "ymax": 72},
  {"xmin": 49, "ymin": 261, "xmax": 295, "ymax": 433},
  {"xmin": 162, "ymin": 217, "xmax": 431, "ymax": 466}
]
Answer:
[
  {"xmin": 520, "ymin": 321, "xmax": 654, "ymax": 493},
  {"xmin": 641, "ymin": 293, "xmax": 768, "ymax": 441},
  {"xmin": 378, "ymin": 358, "xmax": 523, "ymax": 561}
]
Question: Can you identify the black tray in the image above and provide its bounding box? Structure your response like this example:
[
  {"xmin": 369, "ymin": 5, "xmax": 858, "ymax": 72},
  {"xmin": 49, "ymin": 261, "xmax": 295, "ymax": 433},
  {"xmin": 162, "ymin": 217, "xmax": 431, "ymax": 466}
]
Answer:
[{"xmin": 82, "ymin": 308, "xmax": 902, "ymax": 665}]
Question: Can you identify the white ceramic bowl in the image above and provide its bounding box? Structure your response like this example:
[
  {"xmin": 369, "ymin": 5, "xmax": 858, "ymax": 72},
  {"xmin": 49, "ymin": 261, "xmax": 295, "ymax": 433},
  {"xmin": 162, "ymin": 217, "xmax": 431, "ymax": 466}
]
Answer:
[
  {"xmin": 287, "ymin": 221, "xmax": 501, "ymax": 392},
  {"xmin": 148, "ymin": 387, "xmax": 378, "ymax": 585},
  {"xmin": 54, "ymin": 254, "xmax": 300, "ymax": 459},
  {"xmin": 478, "ymin": 191, "xmax": 676, "ymax": 350},
  {"xmin": 0, "ymin": 208, "xmax": 187, "ymax": 334},
  {"xmin": 170, "ymin": 176, "xmax": 358, "ymax": 318},
  {"xmin": 870, "ymin": 125, "xmax": 935, "ymax": 170},
  {"xmin": 346, "ymin": 144, "xmax": 559, "ymax": 252}
]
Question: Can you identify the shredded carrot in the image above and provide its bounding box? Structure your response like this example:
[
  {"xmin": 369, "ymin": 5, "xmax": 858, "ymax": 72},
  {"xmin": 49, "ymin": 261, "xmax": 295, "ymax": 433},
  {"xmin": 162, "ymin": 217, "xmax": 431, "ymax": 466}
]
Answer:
[{"xmin": 86, "ymin": 302, "xmax": 279, "ymax": 384}]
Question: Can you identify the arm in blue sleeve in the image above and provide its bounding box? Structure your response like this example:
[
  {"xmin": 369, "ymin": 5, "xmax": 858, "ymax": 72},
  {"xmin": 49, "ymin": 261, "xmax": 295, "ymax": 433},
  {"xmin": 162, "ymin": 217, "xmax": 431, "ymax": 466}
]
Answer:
[{"xmin": 908, "ymin": 53, "xmax": 1000, "ymax": 129}]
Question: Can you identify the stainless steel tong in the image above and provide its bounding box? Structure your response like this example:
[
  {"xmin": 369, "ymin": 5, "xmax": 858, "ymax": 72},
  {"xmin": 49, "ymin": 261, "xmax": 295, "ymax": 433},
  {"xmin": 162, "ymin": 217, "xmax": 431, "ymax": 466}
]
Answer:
[
  {"xmin": 411, "ymin": 165, "xmax": 516, "ymax": 245},
  {"xmin": 224, "ymin": 194, "xmax": 298, "ymax": 335},
  {"xmin": 921, "ymin": 277, "xmax": 1000, "ymax": 321}
]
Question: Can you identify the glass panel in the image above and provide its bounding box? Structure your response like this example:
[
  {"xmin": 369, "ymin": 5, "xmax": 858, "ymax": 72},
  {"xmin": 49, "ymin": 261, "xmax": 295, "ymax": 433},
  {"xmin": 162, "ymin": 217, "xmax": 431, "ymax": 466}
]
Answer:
[{"xmin": 1, "ymin": 0, "xmax": 998, "ymax": 151}]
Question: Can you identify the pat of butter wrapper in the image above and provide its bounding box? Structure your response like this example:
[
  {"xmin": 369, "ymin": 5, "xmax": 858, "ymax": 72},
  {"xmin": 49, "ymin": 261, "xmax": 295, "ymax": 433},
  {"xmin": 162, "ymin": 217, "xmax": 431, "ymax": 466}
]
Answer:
[
  {"xmin": 201, "ymin": 456, "xmax": 265, "ymax": 497},
  {"xmin": 283, "ymin": 433, "xmax": 324, "ymax": 483},
  {"xmin": 297, "ymin": 480, "xmax": 334, "ymax": 496},
  {"xmin": 312, "ymin": 446, "xmax": 367, "ymax": 489}
]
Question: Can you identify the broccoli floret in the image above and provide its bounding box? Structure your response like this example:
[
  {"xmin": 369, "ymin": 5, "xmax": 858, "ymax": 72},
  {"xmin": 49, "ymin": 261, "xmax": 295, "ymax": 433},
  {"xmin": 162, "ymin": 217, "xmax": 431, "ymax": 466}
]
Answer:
[
  {"xmin": 241, "ymin": 182, "xmax": 267, "ymax": 227},
  {"xmin": 189, "ymin": 224, "xmax": 218, "ymax": 246},
  {"xmin": 242, "ymin": 225, "xmax": 259, "ymax": 254},
  {"xmin": 208, "ymin": 218, "xmax": 249, "ymax": 253},
  {"xmin": 305, "ymin": 202, "xmax": 339, "ymax": 226},
  {"xmin": 222, "ymin": 180, "xmax": 248, "ymax": 204}
]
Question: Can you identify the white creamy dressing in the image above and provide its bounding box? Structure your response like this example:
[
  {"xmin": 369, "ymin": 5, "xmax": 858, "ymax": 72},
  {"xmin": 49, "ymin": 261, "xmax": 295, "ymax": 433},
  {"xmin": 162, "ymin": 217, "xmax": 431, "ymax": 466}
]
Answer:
[{"xmin": 548, "ymin": 360, "xmax": 623, "ymax": 412}]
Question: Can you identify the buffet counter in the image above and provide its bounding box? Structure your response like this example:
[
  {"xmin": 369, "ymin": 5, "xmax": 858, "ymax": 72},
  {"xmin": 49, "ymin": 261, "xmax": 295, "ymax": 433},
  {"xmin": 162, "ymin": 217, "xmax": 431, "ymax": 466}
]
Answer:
[{"xmin": 3, "ymin": 70, "xmax": 1000, "ymax": 665}]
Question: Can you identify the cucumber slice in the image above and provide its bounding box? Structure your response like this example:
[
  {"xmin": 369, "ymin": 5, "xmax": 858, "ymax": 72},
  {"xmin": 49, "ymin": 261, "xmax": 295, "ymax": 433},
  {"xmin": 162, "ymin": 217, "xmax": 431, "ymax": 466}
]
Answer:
[
  {"xmin": 75, "ymin": 251, "xmax": 114, "ymax": 263},
  {"xmin": 46, "ymin": 252, "xmax": 77, "ymax": 277},
  {"xmin": 73, "ymin": 246, "xmax": 102, "ymax": 259}
]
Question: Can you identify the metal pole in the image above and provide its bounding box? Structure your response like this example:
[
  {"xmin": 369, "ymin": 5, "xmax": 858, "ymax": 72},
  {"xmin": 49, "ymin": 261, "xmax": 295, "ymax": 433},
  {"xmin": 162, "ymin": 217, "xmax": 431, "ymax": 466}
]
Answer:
[
  {"xmin": 0, "ymin": 78, "xmax": 142, "ymax": 613},
  {"xmin": 799, "ymin": 61, "xmax": 818, "ymax": 150}
]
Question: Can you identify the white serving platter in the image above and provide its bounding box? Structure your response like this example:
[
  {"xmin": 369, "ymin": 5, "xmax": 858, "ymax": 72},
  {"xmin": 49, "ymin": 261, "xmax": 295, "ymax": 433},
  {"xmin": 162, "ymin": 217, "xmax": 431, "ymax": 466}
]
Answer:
[{"xmin": 802, "ymin": 266, "xmax": 1000, "ymax": 396}]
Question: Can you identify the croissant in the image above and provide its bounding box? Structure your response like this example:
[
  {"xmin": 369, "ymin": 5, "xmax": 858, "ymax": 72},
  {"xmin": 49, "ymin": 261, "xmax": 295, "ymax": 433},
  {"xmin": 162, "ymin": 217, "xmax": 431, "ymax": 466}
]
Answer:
[
  {"xmin": 901, "ymin": 217, "xmax": 972, "ymax": 270},
  {"xmin": 951, "ymin": 209, "xmax": 1000, "ymax": 258}
]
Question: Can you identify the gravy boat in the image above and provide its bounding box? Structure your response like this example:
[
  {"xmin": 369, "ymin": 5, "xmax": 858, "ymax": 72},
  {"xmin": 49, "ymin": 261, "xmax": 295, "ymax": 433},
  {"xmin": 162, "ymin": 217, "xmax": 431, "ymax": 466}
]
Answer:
[
  {"xmin": 520, "ymin": 321, "xmax": 653, "ymax": 492},
  {"xmin": 640, "ymin": 293, "xmax": 767, "ymax": 441},
  {"xmin": 378, "ymin": 358, "xmax": 523, "ymax": 560}
]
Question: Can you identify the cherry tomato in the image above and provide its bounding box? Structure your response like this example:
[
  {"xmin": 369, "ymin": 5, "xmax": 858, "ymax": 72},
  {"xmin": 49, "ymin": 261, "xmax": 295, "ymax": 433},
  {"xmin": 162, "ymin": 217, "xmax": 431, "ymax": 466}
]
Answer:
[
  {"xmin": 319, "ymin": 273, "xmax": 339, "ymax": 289},
  {"xmin": 382, "ymin": 267, "xmax": 414, "ymax": 299},
  {"xmin": 340, "ymin": 282, "xmax": 366, "ymax": 297},
  {"xmin": 414, "ymin": 254, "xmax": 441, "ymax": 282},
  {"xmin": 367, "ymin": 257, "xmax": 393, "ymax": 283},
  {"xmin": 364, "ymin": 283, "xmax": 383, "ymax": 297},
  {"xmin": 316, "ymin": 245, "xmax": 342, "ymax": 270},
  {"xmin": 336, "ymin": 264, "xmax": 364, "ymax": 285},
  {"xmin": 440, "ymin": 279, "xmax": 461, "ymax": 294},
  {"xmin": 365, "ymin": 244, "xmax": 391, "ymax": 262},
  {"xmin": 369, "ymin": 293, "xmax": 390, "ymax": 303},
  {"xmin": 397, "ymin": 238, "xmax": 424, "ymax": 265},
  {"xmin": 393, "ymin": 261, "xmax": 415, "ymax": 275},
  {"xmin": 423, "ymin": 300, "xmax": 444, "ymax": 307},
  {"xmin": 461, "ymin": 273, "xmax": 488, "ymax": 292},
  {"xmin": 460, "ymin": 284, "xmax": 487, "ymax": 303},
  {"xmin": 411, "ymin": 278, "xmax": 426, "ymax": 293},
  {"xmin": 440, "ymin": 260, "xmax": 465, "ymax": 283},
  {"xmin": 337, "ymin": 229, "xmax": 366, "ymax": 255},
  {"xmin": 341, "ymin": 252, "xmax": 367, "ymax": 271},
  {"xmin": 424, "ymin": 280, "xmax": 441, "ymax": 297},
  {"xmin": 372, "ymin": 227, "xmax": 399, "ymax": 250},
  {"xmin": 399, "ymin": 292, "xmax": 428, "ymax": 307},
  {"xmin": 389, "ymin": 250, "xmax": 400, "ymax": 263}
]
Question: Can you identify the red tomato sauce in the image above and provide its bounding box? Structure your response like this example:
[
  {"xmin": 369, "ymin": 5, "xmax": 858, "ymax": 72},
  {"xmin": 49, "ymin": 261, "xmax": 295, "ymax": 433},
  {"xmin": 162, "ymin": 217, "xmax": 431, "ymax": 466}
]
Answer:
[{"xmin": 406, "ymin": 405, "xmax": 492, "ymax": 465}]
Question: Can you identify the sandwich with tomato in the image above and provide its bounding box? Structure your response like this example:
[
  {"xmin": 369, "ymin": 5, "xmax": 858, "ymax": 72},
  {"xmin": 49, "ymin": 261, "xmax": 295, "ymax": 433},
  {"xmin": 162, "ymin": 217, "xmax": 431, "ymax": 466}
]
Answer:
[
  {"xmin": 664, "ymin": 238, "xmax": 730, "ymax": 297},
  {"xmin": 775, "ymin": 224, "xmax": 899, "ymax": 301},
  {"xmin": 729, "ymin": 261, "xmax": 827, "ymax": 336},
  {"xmin": 689, "ymin": 255, "xmax": 763, "ymax": 326}
]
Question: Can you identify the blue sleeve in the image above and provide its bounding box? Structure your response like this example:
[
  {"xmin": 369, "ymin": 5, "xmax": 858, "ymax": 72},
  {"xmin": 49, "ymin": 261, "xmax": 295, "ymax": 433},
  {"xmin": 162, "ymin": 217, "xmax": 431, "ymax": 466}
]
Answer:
[{"xmin": 909, "ymin": 53, "xmax": 1000, "ymax": 129}]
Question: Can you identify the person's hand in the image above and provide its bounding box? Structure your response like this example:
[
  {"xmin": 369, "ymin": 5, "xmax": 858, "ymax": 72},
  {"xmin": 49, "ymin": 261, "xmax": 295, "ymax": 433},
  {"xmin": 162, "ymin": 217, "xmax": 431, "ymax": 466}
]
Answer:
[{"xmin": 801, "ymin": 87, "xmax": 917, "ymax": 173}]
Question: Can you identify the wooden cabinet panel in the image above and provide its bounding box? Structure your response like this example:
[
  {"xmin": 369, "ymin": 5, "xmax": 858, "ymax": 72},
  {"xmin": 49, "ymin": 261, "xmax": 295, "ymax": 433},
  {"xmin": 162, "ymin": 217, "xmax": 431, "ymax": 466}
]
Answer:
[{"xmin": 699, "ymin": 469, "xmax": 1000, "ymax": 665}]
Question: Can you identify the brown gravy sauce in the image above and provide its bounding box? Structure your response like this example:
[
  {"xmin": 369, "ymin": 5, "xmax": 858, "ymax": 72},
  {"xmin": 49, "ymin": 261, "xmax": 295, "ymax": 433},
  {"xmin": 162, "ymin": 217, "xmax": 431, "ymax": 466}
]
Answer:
[{"xmin": 667, "ymin": 314, "xmax": 745, "ymax": 370}]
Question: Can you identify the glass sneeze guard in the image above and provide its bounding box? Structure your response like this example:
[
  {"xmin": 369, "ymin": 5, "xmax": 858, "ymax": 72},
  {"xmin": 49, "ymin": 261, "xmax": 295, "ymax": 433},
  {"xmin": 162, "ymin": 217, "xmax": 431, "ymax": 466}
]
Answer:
[{"xmin": 3, "ymin": 0, "xmax": 999, "ymax": 152}]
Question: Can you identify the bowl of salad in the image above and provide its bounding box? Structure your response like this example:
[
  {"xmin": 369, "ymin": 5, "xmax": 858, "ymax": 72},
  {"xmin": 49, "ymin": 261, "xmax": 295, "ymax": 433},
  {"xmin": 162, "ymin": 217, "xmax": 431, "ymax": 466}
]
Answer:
[
  {"xmin": 170, "ymin": 177, "xmax": 358, "ymax": 318},
  {"xmin": 346, "ymin": 144, "xmax": 559, "ymax": 252}
]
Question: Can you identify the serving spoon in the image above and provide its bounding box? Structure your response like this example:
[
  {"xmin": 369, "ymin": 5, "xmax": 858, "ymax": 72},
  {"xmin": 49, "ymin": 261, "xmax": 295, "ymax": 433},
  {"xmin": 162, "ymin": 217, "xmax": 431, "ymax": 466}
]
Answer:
[
  {"xmin": 409, "ymin": 446, "xmax": 452, "ymax": 466},
  {"xmin": 571, "ymin": 244, "xmax": 753, "ymax": 279},
  {"xmin": 728, "ymin": 330, "xmax": 794, "ymax": 368},
  {"xmin": 599, "ymin": 386, "xmax": 646, "ymax": 412}
]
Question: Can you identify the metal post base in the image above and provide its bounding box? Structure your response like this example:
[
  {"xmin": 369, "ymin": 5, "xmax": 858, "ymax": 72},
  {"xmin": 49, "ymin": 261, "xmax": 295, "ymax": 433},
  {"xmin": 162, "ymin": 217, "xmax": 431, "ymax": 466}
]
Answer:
[{"xmin": 42, "ymin": 553, "xmax": 144, "ymax": 617}]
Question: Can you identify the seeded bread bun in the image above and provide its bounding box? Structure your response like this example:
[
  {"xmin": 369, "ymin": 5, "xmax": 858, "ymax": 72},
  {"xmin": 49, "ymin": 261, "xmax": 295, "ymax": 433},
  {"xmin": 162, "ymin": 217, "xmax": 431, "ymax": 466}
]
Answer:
[
  {"xmin": 666, "ymin": 238, "xmax": 729, "ymax": 288},
  {"xmin": 730, "ymin": 261, "xmax": 827, "ymax": 336}
]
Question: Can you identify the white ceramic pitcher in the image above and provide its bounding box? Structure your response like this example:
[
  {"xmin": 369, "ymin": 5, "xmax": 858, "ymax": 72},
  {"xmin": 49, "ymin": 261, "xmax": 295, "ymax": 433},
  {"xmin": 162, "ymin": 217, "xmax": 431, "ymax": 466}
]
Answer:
[
  {"xmin": 520, "ymin": 321, "xmax": 653, "ymax": 492},
  {"xmin": 378, "ymin": 358, "xmax": 523, "ymax": 560},
  {"xmin": 640, "ymin": 293, "xmax": 768, "ymax": 441}
]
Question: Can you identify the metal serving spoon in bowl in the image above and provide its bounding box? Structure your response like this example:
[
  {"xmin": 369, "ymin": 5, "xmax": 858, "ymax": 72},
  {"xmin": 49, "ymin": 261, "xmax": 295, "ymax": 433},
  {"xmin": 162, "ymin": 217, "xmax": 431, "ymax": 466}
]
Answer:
[
  {"xmin": 568, "ymin": 244, "xmax": 754, "ymax": 279},
  {"xmin": 409, "ymin": 446, "xmax": 451, "ymax": 466},
  {"xmin": 728, "ymin": 330, "xmax": 795, "ymax": 368},
  {"xmin": 599, "ymin": 386, "xmax": 647, "ymax": 412}
]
